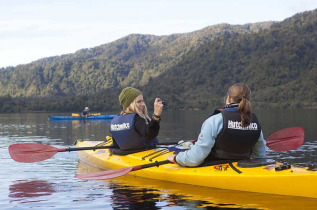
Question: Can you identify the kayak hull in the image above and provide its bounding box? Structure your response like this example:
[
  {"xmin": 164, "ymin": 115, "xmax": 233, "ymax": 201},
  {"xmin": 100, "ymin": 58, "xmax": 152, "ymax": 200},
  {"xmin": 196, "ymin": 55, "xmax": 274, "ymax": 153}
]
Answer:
[
  {"xmin": 50, "ymin": 115, "xmax": 116, "ymax": 120},
  {"xmin": 76, "ymin": 161, "xmax": 317, "ymax": 210},
  {"xmin": 76, "ymin": 141, "xmax": 317, "ymax": 198}
]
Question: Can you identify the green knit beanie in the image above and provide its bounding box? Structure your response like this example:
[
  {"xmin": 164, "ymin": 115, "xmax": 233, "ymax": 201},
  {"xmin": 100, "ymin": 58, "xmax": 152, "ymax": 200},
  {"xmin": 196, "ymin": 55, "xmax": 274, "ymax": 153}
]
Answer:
[{"xmin": 119, "ymin": 87, "xmax": 142, "ymax": 110}]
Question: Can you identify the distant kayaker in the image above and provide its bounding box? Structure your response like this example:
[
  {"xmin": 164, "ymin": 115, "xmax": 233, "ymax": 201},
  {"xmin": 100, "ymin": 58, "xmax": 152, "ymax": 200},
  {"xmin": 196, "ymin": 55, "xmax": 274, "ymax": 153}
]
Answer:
[
  {"xmin": 167, "ymin": 83, "xmax": 266, "ymax": 166},
  {"xmin": 110, "ymin": 87, "xmax": 164, "ymax": 150},
  {"xmin": 82, "ymin": 107, "xmax": 90, "ymax": 116}
]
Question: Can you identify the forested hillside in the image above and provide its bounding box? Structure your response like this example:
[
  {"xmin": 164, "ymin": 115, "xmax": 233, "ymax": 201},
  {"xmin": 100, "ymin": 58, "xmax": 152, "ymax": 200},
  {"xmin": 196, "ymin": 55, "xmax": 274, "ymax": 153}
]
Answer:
[{"xmin": 0, "ymin": 9, "xmax": 316, "ymax": 112}]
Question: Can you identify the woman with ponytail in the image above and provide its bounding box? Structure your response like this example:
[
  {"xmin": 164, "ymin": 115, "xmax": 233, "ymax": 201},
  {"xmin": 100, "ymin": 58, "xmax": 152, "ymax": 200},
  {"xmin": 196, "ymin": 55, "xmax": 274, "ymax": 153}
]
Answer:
[{"xmin": 168, "ymin": 83, "xmax": 266, "ymax": 167}]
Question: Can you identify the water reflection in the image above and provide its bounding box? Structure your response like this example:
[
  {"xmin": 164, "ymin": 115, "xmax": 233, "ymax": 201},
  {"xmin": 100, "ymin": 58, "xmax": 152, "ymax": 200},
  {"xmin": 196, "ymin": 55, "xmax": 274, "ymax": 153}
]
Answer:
[
  {"xmin": 9, "ymin": 180, "xmax": 56, "ymax": 201},
  {"xmin": 49, "ymin": 119, "xmax": 112, "ymax": 145},
  {"xmin": 110, "ymin": 184, "xmax": 160, "ymax": 209}
]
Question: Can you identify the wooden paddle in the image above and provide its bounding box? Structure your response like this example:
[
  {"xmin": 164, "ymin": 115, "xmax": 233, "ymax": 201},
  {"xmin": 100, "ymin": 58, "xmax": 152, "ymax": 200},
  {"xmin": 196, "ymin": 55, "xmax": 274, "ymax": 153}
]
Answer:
[{"xmin": 75, "ymin": 127, "xmax": 305, "ymax": 180}]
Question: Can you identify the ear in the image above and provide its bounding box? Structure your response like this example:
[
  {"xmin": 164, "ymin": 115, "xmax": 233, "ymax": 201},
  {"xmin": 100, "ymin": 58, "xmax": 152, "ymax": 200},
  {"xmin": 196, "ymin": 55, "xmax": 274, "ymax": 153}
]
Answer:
[
  {"xmin": 225, "ymin": 95, "xmax": 229, "ymax": 104},
  {"xmin": 227, "ymin": 95, "xmax": 233, "ymax": 103}
]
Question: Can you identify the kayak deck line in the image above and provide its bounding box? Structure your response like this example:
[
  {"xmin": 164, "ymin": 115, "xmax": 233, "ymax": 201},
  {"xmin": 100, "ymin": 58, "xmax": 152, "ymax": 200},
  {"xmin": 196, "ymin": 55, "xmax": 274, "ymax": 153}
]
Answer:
[
  {"xmin": 228, "ymin": 162, "xmax": 242, "ymax": 174},
  {"xmin": 76, "ymin": 141, "xmax": 317, "ymax": 199}
]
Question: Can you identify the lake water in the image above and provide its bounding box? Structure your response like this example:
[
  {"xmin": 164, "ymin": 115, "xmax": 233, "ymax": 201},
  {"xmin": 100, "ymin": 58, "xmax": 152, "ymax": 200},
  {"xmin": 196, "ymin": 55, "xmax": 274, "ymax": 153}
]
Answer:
[{"xmin": 0, "ymin": 110, "xmax": 316, "ymax": 209}]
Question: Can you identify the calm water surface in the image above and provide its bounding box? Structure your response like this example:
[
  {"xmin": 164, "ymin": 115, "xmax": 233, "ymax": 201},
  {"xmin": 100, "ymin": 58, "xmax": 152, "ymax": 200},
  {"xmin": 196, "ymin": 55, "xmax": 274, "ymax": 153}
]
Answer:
[{"xmin": 0, "ymin": 110, "xmax": 316, "ymax": 209}]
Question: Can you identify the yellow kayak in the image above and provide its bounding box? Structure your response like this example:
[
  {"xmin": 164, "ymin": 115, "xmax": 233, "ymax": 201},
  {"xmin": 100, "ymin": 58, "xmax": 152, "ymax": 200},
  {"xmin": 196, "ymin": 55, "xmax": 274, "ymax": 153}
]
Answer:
[
  {"xmin": 77, "ymin": 160, "xmax": 317, "ymax": 209},
  {"xmin": 76, "ymin": 140, "xmax": 317, "ymax": 199}
]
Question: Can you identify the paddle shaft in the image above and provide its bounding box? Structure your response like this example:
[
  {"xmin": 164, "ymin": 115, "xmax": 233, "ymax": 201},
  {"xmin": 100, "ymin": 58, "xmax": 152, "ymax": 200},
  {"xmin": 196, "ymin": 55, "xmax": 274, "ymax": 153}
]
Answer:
[
  {"xmin": 64, "ymin": 141, "xmax": 190, "ymax": 152},
  {"xmin": 132, "ymin": 160, "xmax": 170, "ymax": 171},
  {"xmin": 64, "ymin": 138, "xmax": 195, "ymax": 152},
  {"xmin": 158, "ymin": 140, "xmax": 196, "ymax": 145},
  {"xmin": 64, "ymin": 145, "xmax": 115, "ymax": 152},
  {"xmin": 158, "ymin": 141, "xmax": 179, "ymax": 145},
  {"xmin": 66, "ymin": 142, "xmax": 183, "ymax": 152}
]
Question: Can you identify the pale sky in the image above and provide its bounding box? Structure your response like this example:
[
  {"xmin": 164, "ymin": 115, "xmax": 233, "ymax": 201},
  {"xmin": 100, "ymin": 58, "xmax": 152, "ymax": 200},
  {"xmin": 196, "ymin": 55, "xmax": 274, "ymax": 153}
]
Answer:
[{"xmin": 1, "ymin": 0, "xmax": 317, "ymax": 68}]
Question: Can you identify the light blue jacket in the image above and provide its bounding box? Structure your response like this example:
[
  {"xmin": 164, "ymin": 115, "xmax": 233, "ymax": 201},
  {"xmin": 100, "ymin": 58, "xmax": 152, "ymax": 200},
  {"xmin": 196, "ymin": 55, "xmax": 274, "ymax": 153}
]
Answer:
[{"xmin": 175, "ymin": 112, "xmax": 267, "ymax": 167}]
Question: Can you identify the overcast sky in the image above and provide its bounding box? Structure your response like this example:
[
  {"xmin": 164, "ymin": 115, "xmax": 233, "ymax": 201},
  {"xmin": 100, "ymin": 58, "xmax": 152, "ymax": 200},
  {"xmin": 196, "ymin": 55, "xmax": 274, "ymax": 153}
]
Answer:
[{"xmin": 1, "ymin": 0, "xmax": 317, "ymax": 68}]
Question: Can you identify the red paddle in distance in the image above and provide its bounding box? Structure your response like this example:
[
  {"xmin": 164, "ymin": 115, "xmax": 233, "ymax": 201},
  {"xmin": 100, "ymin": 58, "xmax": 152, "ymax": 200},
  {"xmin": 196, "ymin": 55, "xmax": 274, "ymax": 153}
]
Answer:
[{"xmin": 75, "ymin": 127, "xmax": 305, "ymax": 180}]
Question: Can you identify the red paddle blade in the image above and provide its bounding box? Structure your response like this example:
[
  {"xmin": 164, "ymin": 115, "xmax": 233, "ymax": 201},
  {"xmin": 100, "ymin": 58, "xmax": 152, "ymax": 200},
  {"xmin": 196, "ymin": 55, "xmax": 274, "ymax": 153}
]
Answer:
[
  {"xmin": 76, "ymin": 167, "xmax": 133, "ymax": 180},
  {"xmin": 9, "ymin": 143, "xmax": 59, "ymax": 163},
  {"xmin": 266, "ymin": 127, "xmax": 304, "ymax": 152}
]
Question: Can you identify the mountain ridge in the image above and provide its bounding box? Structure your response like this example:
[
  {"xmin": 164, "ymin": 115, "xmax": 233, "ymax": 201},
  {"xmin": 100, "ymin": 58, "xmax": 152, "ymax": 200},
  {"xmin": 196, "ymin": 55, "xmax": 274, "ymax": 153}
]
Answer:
[{"xmin": 0, "ymin": 9, "xmax": 316, "ymax": 112}]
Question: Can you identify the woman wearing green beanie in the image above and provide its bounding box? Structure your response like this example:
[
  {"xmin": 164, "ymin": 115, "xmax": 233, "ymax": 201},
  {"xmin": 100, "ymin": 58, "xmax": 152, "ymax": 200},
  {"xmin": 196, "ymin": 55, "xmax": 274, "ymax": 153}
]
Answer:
[{"xmin": 110, "ymin": 87, "xmax": 164, "ymax": 151}]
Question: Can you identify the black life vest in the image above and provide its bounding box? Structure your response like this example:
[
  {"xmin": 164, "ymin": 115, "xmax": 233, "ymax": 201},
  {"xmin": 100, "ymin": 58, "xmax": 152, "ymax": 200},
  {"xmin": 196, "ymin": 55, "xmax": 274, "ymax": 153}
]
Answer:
[
  {"xmin": 110, "ymin": 113, "xmax": 158, "ymax": 151},
  {"xmin": 208, "ymin": 110, "xmax": 261, "ymax": 160}
]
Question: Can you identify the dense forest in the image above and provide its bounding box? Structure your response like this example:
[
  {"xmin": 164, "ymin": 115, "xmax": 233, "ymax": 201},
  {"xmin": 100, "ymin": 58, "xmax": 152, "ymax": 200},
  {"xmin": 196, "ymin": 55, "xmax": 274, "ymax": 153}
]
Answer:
[{"xmin": 0, "ymin": 9, "xmax": 316, "ymax": 113}]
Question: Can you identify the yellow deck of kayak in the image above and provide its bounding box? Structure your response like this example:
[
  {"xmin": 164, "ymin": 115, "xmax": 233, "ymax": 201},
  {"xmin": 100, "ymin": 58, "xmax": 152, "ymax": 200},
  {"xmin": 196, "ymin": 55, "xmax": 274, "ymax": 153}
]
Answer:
[{"xmin": 76, "ymin": 141, "xmax": 317, "ymax": 199}]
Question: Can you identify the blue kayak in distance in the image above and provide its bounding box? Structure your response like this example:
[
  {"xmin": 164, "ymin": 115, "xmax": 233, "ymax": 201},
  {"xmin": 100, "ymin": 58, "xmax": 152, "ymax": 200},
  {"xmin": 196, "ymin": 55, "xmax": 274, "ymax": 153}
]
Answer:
[{"xmin": 49, "ymin": 114, "xmax": 116, "ymax": 121}]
